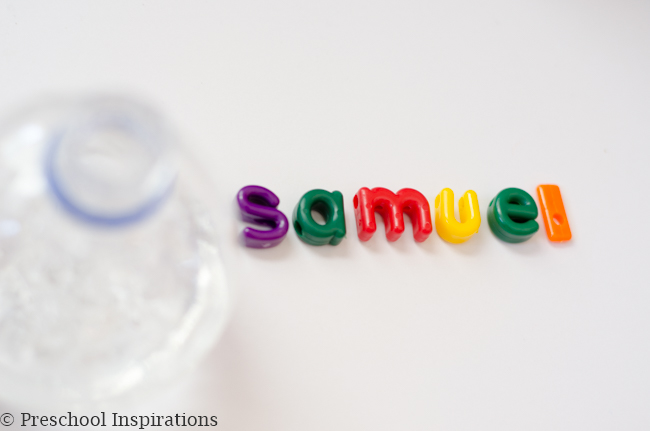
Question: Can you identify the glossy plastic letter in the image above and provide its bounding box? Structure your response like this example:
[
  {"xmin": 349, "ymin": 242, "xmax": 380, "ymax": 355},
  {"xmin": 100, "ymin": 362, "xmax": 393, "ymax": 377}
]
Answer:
[
  {"xmin": 353, "ymin": 187, "xmax": 433, "ymax": 242},
  {"xmin": 537, "ymin": 184, "xmax": 572, "ymax": 242},
  {"xmin": 293, "ymin": 189, "xmax": 346, "ymax": 246},
  {"xmin": 237, "ymin": 185, "xmax": 289, "ymax": 248},
  {"xmin": 435, "ymin": 188, "xmax": 481, "ymax": 243},
  {"xmin": 488, "ymin": 188, "xmax": 539, "ymax": 243}
]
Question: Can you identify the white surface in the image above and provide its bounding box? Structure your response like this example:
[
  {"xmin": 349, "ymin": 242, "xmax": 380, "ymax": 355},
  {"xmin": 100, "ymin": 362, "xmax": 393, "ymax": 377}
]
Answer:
[{"xmin": 1, "ymin": 1, "xmax": 650, "ymax": 429}]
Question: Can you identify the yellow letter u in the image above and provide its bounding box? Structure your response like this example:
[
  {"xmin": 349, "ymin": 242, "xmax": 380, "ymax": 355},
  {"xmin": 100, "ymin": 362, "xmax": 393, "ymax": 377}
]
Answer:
[{"xmin": 434, "ymin": 188, "xmax": 481, "ymax": 244}]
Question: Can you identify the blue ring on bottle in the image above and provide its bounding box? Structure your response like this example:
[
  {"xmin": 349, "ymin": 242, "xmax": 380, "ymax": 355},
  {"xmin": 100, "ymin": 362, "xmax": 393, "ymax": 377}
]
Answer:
[{"xmin": 44, "ymin": 131, "xmax": 176, "ymax": 227}]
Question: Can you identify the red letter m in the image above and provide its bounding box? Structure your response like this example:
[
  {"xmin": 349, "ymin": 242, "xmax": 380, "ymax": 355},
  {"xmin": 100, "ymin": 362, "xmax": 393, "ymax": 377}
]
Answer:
[{"xmin": 353, "ymin": 187, "xmax": 432, "ymax": 242}]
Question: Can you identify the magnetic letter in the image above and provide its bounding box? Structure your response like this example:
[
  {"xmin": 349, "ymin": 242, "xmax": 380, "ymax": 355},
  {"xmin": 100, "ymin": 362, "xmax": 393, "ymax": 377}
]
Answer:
[
  {"xmin": 434, "ymin": 188, "xmax": 481, "ymax": 244},
  {"xmin": 487, "ymin": 188, "xmax": 539, "ymax": 243},
  {"xmin": 353, "ymin": 187, "xmax": 433, "ymax": 242},
  {"xmin": 237, "ymin": 185, "xmax": 289, "ymax": 248},
  {"xmin": 537, "ymin": 184, "xmax": 572, "ymax": 242},
  {"xmin": 292, "ymin": 189, "xmax": 346, "ymax": 246}
]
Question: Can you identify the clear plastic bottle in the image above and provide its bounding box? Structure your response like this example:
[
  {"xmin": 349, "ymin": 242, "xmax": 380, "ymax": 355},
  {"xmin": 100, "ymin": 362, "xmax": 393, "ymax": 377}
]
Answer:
[{"xmin": 0, "ymin": 96, "xmax": 230, "ymax": 409}]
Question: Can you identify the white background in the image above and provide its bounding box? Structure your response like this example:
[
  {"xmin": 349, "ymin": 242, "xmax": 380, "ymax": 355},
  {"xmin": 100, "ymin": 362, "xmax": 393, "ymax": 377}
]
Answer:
[{"xmin": 1, "ymin": 1, "xmax": 650, "ymax": 430}]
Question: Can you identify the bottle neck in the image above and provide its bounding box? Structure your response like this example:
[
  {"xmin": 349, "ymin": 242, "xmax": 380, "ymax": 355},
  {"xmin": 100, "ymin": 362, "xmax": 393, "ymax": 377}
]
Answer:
[{"xmin": 45, "ymin": 98, "xmax": 177, "ymax": 226}]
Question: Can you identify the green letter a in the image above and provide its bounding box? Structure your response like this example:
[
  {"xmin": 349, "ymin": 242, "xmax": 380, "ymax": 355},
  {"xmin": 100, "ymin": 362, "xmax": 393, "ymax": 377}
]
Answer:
[{"xmin": 293, "ymin": 189, "xmax": 346, "ymax": 246}]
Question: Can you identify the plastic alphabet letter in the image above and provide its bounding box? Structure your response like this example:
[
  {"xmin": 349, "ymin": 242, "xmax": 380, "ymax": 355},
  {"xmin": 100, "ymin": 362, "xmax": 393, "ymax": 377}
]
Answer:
[
  {"xmin": 237, "ymin": 185, "xmax": 289, "ymax": 248},
  {"xmin": 434, "ymin": 188, "xmax": 481, "ymax": 244},
  {"xmin": 487, "ymin": 188, "xmax": 539, "ymax": 243},
  {"xmin": 353, "ymin": 187, "xmax": 433, "ymax": 242},
  {"xmin": 537, "ymin": 184, "xmax": 572, "ymax": 242},
  {"xmin": 293, "ymin": 189, "xmax": 346, "ymax": 246}
]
